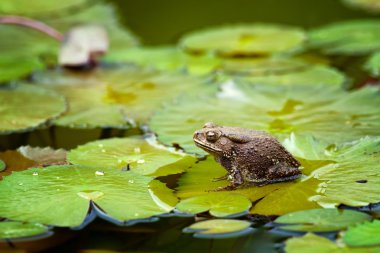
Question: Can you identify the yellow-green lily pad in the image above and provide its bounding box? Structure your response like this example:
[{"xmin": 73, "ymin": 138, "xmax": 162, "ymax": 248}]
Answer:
[
  {"xmin": 150, "ymin": 83, "xmax": 380, "ymax": 154},
  {"xmin": 0, "ymin": 84, "xmax": 66, "ymax": 134},
  {"xmin": 180, "ymin": 24, "xmax": 306, "ymax": 57},
  {"xmin": 0, "ymin": 221, "xmax": 50, "ymax": 240},
  {"xmin": 183, "ymin": 219, "xmax": 253, "ymax": 239},
  {"xmin": 285, "ymin": 233, "xmax": 380, "ymax": 253},
  {"xmin": 275, "ymin": 208, "xmax": 371, "ymax": 232},
  {"xmin": 0, "ymin": 165, "xmax": 176, "ymax": 227},
  {"xmin": 105, "ymin": 46, "xmax": 221, "ymax": 76},
  {"xmin": 67, "ymin": 137, "xmax": 186, "ymax": 176},
  {"xmin": 309, "ymin": 20, "xmax": 380, "ymax": 55},
  {"xmin": 343, "ymin": 220, "xmax": 380, "ymax": 247},
  {"xmin": 176, "ymin": 192, "xmax": 252, "ymax": 217}
]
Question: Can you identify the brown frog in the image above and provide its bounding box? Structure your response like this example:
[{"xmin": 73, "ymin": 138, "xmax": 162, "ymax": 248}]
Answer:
[{"xmin": 193, "ymin": 123, "xmax": 301, "ymax": 190}]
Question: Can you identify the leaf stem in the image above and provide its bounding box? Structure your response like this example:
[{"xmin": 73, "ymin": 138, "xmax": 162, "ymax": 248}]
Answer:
[{"xmin": 0, "ymin": 15, "xmax": 63, "ymax": 41}]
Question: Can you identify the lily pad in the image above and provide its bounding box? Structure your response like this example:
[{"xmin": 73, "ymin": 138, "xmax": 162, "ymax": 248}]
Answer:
[
  {"xmin": 309, "ymin": 20, "xmax": 380, "ymax": 55},
  {"xmin": 0, "ymin": 0, "xmax": 88, "ymax": 15},
  {"xmin": 342, "ymin": 0, "xmax": 380, "ymax": 13},
  {"xmin": 0, "ymin": 84, "xmax": 66, "ymax": 134},
  {"xmin": 0, "ymin": 221, "xmax": 49, "ymax": 239},
  {"xmin": 0, "ymin": 160, "xmax": 5, "ymax": 172},
  {"xmin": 274, "ymin": 208, "xmax": 371, "ymax": 232},
  {"xmin": 183, "ymin": 219, "xmax": 253, "ymax": 239},
  {"xmin": 343, "ymin": 220, "xmax": 380, "ymax": 247},
  {"xmin": 67, "ymin": 137, "xmax": 185, "ymax": 176},
  {"xmin": 180, "ymin": 24, "xmax": 306, "ymax": 57},
  {"xmin": 0, "ymin": 165, "xmax": 175, "ymax": 227},
  {"xmin": 285, "ymin": 233, "xmax": 380, "ymax": 253},
  {"xmin": 150, "ymin": 82, "xmax": 380, "ymax": 154},
  {"xmin": 17, "ymin": 146, "xmax": 67, "ymax": 166},
  {"xmin": 105, "ymin": 46, "xmax": 221, "ymax": 75},
  {"xmin": 0, "ymin": 56, "xmax": 44, "ymax": 83},
  {"xmin": 176, "ymin": 192, "xmax": 252, "ymax": 217},
  {"xmin": 365, "ymin": 51, "xmax": 380, "ymax": 77}
]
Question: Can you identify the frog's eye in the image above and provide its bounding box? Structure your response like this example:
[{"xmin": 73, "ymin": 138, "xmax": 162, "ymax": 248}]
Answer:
[{"xmin": 206, "ymin": 131, "xmax": 218, "ymax": 142}]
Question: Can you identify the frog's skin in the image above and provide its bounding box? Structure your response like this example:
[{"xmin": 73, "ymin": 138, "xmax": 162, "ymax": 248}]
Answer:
[{"xmin": 193, "ymin": 122, "xmax": 301, "ymax": 190}]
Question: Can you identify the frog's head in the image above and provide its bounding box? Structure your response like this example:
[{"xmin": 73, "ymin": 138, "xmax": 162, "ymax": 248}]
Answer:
[{"xmin": 193, "ymin": 122, "xmax": 251, "ymax": 156}]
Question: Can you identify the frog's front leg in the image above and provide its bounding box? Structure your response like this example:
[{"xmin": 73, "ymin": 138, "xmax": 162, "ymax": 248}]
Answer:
[
  {"xmin": 212, "ymin": 174, "xmax": 229, "ymax": 182},
  {"xmin": 215, "ymin": 166, "xmax": 243, "ymax": 191}
]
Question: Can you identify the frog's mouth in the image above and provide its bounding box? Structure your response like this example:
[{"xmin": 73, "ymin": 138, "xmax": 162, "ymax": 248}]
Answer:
[{"xmin": 193, "ymin": 139, "xmax": 223, "ymax": 153}]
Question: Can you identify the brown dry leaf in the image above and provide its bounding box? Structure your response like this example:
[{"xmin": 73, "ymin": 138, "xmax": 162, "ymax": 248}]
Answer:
[
  {"xmin": 0, "ymin": 150, "xmax": 38, "ymax": 179},
  {"xmin": 17, "ymin": 146, "xmax": 68, "ymax": 166},
  {"xmin": 59, "ymin": 25, "xmax": 109, "ymax": 67}
]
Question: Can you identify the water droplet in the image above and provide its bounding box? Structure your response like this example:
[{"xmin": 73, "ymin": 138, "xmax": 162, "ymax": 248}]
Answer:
[
  {"xmin": 95, "ymin": 171, "xmax": 105, "ymax": 176},
  {"xmin": 18, "ymin": 183, "xmax": 23, "ymax": 186},
  {"xmin": 128, "ymin": 179, "xmax": 134, "ymax": 183},
  {"xmin": 134, "ymin": 213, "xmax": 139, "ymax": 217},
  {"xmin": 137, "ymin": 159, "xmax": 145, "ymax": 164},
  {"xmin": 56, "ymin": 176, "xmax": 60, "ymax": 179},
  {"xmin": 117, "ymin": 159, "xmax": 123, "ymax": 164},
  {"xmin": 101, "ymin": 149, "xmax": 106, "ymax": 153},
  {"xmin": 134, "ymin": 147, "xmax": 141, "ymax": 154},
  {"xmin": 32, "ymin": 172, "xmax": 39, "ymax": 176},
  {"xmin": 98, "ymin": 144, "xmax": 104, "ymax": 148}
]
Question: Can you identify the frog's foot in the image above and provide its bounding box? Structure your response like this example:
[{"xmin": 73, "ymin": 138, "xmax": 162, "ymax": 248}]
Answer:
[
  {"xmin": 212, "ymin": 174, "xmax": 229, "ymax": 182},
  {"xmin": 212, "ymin": 168, "xmax": 243, "ymax": 191}
]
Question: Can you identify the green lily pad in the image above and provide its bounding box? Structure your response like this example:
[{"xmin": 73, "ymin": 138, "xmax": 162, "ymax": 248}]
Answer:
[
  {"xmin": 183, "ymin": 219, "xmax": 253, "ymax": 239},
  {"xmin": 150, "ymin": 82, "xmax": 380, "ymax": 154},
  {"xmin": 309, "ymin": 20, "xmax": 380, "ymax": 55},
  {"xmin": 365, "ymin": 51, "xmax": 380, "ymax": 77},
  {"xmin": 343, "ymin": 220, "xmax": 380, "ymax": 247},
  {"xmin": 105, "ymin": 46, "xmax": 221, "ymax": 75},
  {"xmin": 0, "ymin": 165, "xmax": 175, "ymax": 227},
  {"xmin": 0, "ymin": 159, "xmax": 5, "ymax": 172},
  {"xmin": 67, "ymin": 137, "xmax": 185, "ymax": 176},
  {"xmin": 176, "ymin": 192, "xmax": 252, "ymax": 217},
  {"xmin": 0, "ymin": 56, "xmax": 44, "ymax": 83},
  {"xmin": 0, "ymin": 0, "xmax": 87, "ymax": 15},
  {"xmin": 275, "ymin": 208, "xmax": 371, "ymax": 232},
  {"xmin": 0, "ymin": 84, "xmax": 66, "ymax": 134},
  {"xmin": 0, "ymin": 221, "xmax": 49, "ymax": 239},
  {"xmin": 342, "ymin": 0, "xmax": 380, "ymax": 13},
  {"xmin": 180, "ymin": 24, "xmax": 306, "ymax": 57}
]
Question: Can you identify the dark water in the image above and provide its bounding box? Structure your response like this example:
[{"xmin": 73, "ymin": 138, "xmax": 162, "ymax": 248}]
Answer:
[{"xmin": 110, "ymin": 0, "xmax": 372, "ymax": 44}]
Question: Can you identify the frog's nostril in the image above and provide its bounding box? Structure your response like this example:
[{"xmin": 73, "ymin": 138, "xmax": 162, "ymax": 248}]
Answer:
[{"xmin": 193, "ymin": 131, "xmax": 202, "ymax": 138}]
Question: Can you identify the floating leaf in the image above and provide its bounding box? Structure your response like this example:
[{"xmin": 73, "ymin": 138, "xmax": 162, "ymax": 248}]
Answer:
[
  {"xmin": 105, "ymin": 46, "xmax": 221, "ymax": 75},
  {"xmin": 0, "ymin": 84, "xmax": 66, "ymax": 134},
  {"xmin": 342, "ymin": 0, "xmax": 380, "ymax": 13},
  {"xmin": 150, "ymin": 82, "xmax": 380, "ymax": 153},
  {"xmin": 183, "ymin": 219, "xmax": 253, "ymax": 239},
  {"xmin": 219, "ymin": 58, "xmax": 345, "ymax": 87},
  {"xmin": 67, "ymin": 137, "xmax": 185, "ymax": 176},
  {"xmin": 275, "ymin": 208, "xmax": 371, "ymax": 232},
  {"xmin": 180, "ymin": 24, "xmax": 306, "ymax": 56},
  {"xmin": 309, "ymin": 20, "xmax": 380, "ymax": 55},
  {"xmin": 365, "ymin": 51, "xmax": 380, "ymax": 77},
  {"xmin": 176, "ymin": 192, "xmax": 251, "ymax": 217},
  {"xmin": 0, "ymin": 150, "xmax": 38, "ymax": 179},
  {"xmin": 343, "ymin": 220, "xmax": 380, "ymax": 247},
  {"xmin": 17, "ymin": 146, "xmax": 67, "ymax": 166},
  {"xmin": 286, "ymin": 233, "xmax": 380, "ymax": 253},
  {"xmin": 0, "ymin": 56, "xmax": 44, "ymax": 83},
  {"xmin": 0, "ymin": 165, "xmax": 174, "ymax": 226},
  {"xmin": 0, "ymin": 0, "xmax": 88, "ymax": 15},
  {"xmin": 0, "ymin": 159, "xmax": 5, "ymax": 172},
  {"xmin": 0, "ymin": 221, "xmax": 49, "ymax": 239}
]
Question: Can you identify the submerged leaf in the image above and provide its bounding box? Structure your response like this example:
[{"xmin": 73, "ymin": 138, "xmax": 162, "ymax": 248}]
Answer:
[
  {"xmin": 180, "ymin": 24, "xmax": 306, "ymax": 56},
  {"xmin": 183, "ymin": 219, "xmax": 253, "ymax": 239},
  {"xmin": 176, "ymin": 192, "xmax": 251, "ymax": 217},
  {"xmin": 275, "ymin": 208, "xmax": 371, "ymax": 232},
  {"xmin": 67, "ymin": 137, "xmax": 185, "ymax": 176},
  {"xmin": 0, "ymin": 221, "xmax": 49, "ymax": 239},
  {"xmin": 343, "ymin": 220, "xmax": 380, "ymax": 247},
  {"xmin": 17, "ymin": 146, "xmax": 67, "ymax": 166},
  {"xmin": 150, "ymin": 82, "xmax": 380, "ymax": 154},
  {"xmin": 0, "ymin": 84, "xmax": 66, "ymax": 134},
  {"xmin": 309, "ymin": 20, "xmax": 380, "ymax": 55},
  {"xmin": 0, "ymin": 165, "xmax": 174, "ymax": 226}
]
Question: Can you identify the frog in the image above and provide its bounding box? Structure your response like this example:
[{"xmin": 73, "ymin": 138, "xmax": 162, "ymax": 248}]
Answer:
[{"xmin": 193, "ymin": 122, "xmax": 301, "ymax": 190}]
